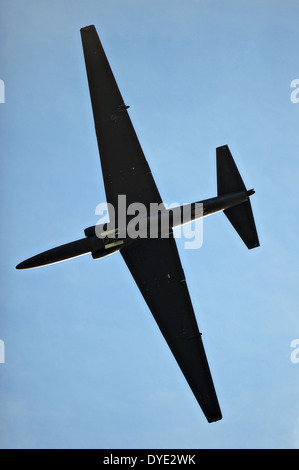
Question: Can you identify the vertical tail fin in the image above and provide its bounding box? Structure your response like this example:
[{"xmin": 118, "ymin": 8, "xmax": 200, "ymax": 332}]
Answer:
[{"xmin": 216, "ymin": 145, "xmax": 260, "ymax": 249}]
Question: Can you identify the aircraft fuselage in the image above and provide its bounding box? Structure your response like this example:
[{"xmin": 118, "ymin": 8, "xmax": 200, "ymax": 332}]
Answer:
[{"xmin": 16, "ymin": 188, "xmax": 253, "ymax": 270}]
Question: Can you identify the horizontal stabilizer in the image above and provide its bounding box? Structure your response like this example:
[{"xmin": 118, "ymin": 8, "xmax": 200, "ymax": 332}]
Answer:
[
  {"xmin": 217, "ymin": 145, "xmax": 260, "ymax": 249},
  {"xmin": 224, "ymin": 201, "xmax": 260, "ymax": 249}
]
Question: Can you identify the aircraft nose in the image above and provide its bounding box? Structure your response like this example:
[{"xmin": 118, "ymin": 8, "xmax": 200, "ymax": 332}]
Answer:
[
  {"xmin": 16, "ymin": 260, "xmax": 33, "ymax": 269},
  {"xmin": 15, "ymin": 253, "xmax": 46, "ymax": 269}
]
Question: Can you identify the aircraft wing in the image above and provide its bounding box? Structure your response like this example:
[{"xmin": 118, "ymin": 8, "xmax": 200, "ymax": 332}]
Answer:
[
  {"xmin": 121, "ymin": 235, "xmax": 222, "ymax": 422},
  {"xmin": 80, "ymin": 25, "xmax": 163, "ymax": 222},
  {"xmin": 81, "ymin": 25, "xmax": 222, "ymax": 422}
]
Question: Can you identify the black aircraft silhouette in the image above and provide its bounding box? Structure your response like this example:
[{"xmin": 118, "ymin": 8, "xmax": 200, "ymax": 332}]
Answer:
[{"xmin": 17, "ymin": 25, "xmax": 259, "ymax": 423}]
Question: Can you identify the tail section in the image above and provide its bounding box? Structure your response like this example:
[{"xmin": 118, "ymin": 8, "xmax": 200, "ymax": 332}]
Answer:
[{"xmin": 216, "ymin": 145, "xmax": 260, "ymax": 249}]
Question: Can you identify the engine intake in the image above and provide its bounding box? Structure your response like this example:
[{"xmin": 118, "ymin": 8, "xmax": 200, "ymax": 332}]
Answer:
[{"xmin": 84, "ymin": 225, "xmax": 96, "ymax": 237}]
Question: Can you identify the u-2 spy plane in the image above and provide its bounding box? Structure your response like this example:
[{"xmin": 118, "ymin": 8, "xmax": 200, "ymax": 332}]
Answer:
[{"xmin": 17, "ymin": 25, "xmax": 259, "ymax": 423}]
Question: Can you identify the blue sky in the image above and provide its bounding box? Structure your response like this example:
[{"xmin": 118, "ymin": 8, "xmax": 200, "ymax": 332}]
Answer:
[{"xmin": 1, "ymin": 0, "xmax": 299, "ymax": 449}]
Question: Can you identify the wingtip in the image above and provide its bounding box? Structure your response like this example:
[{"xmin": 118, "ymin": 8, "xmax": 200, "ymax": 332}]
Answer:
[
  {"xmin": 216, "ymin": 144, "xmax": 229, "ymax": 151},
  {"xmin": 80, "ymin": 24, "xmax": 95, "ymax": 33},
  {"xmin": 207, "ymin": 414, "xmax": 222, "ymax": 423},
  {"xmin": 248, "ymin": 241, "xmax": 260, "ymax": 249}
]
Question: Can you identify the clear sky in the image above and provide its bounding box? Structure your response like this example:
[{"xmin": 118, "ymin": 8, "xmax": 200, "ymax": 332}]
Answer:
[{"xmin": 0, "ymin": 0, "xmax": 299, "ymax": 449}]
